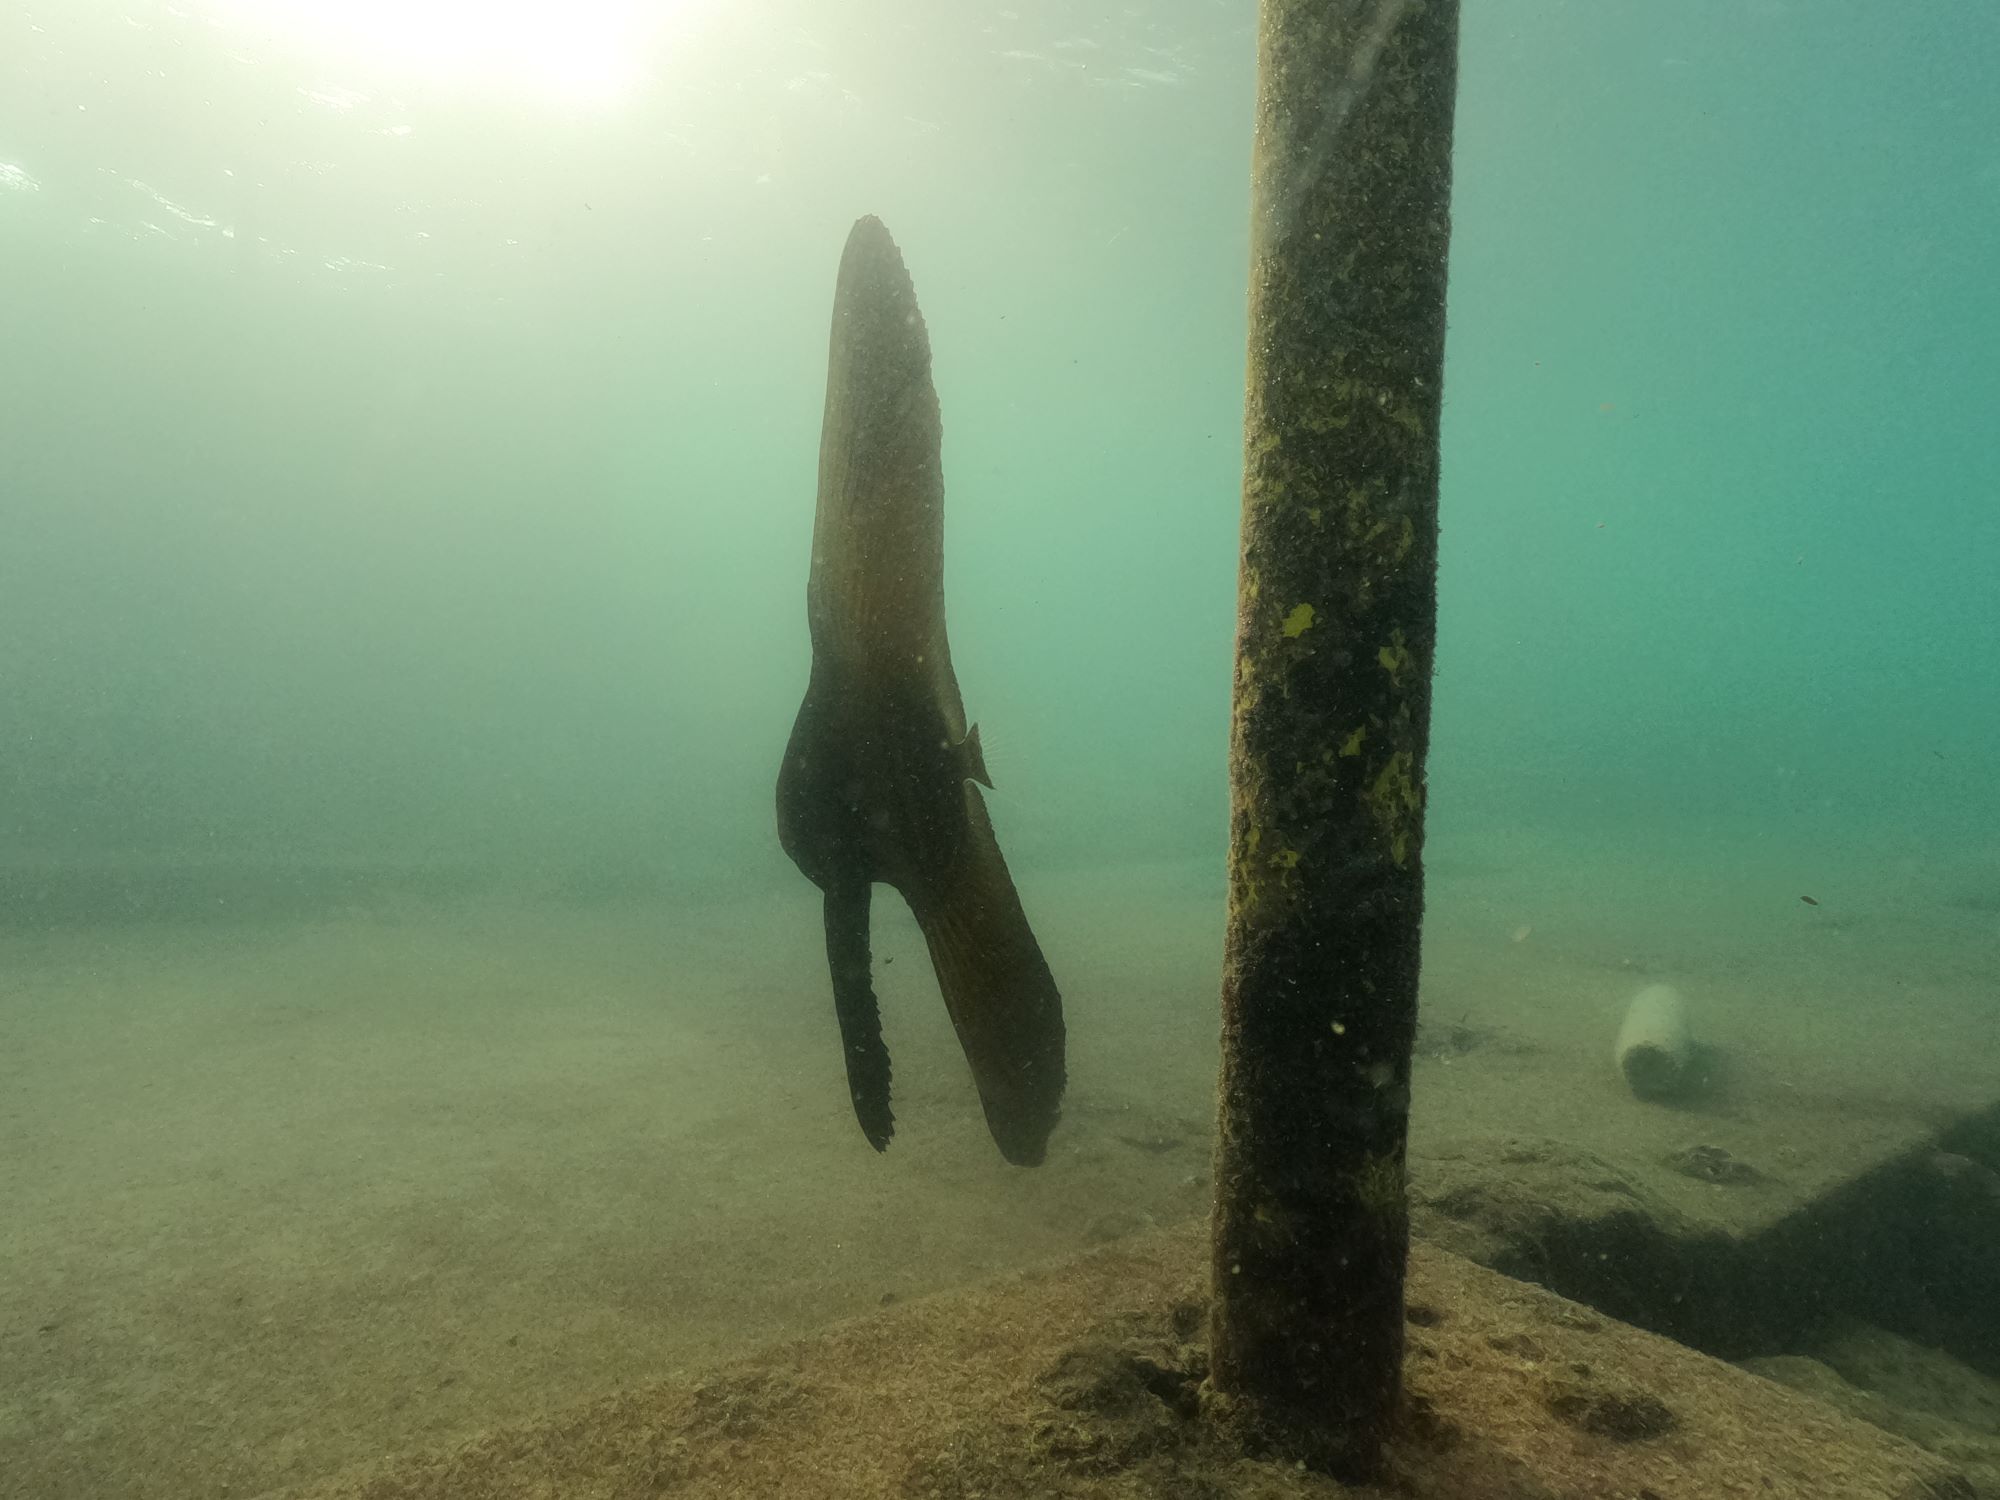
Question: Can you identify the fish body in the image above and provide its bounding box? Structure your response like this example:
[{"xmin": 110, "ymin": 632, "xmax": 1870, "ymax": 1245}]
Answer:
[{"xmin": 776, "ymin": 216, "xmax": 1065, "ymax": 1167}]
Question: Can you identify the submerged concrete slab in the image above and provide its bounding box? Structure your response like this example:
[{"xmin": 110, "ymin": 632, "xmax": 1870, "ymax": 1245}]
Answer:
[{"xmin": 286, "ymin": 1221, "xmax": 1968, "ymax": 1500}]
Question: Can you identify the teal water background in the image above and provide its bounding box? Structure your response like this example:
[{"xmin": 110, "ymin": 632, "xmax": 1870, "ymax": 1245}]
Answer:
[{"xmin": 2, "ymin": 0, "xmax": 1995, "ymax": 892}]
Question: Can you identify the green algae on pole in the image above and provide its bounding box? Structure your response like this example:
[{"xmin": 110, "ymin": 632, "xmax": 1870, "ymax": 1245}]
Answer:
[{"xmin": 1206, "ymin": 0, "xmax": 1459, "ymax": 1478}]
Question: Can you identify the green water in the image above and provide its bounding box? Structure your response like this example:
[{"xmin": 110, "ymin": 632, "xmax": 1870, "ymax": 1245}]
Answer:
[
  {"xmin": 3, "ymin": 3, "xmax": 1997, "ymax": 1496},
  {"xmin": 3, "ymin": 1, "xmax": 1995, "ymax": 887}
]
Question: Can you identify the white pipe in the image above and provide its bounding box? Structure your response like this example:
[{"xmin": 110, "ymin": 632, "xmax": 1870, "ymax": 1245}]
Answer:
[{"xmin": 1615, "ymin": 983, "xmax": 1694, "ymax": 1101}]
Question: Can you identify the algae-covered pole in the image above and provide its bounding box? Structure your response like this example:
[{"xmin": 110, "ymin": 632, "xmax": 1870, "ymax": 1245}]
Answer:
[{"xmin": 1207, "ymin": 0, "xmax": 1459, "ymax": 1478}]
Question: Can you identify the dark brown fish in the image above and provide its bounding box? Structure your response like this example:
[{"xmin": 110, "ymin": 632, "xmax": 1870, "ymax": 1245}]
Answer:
[
  {"xmin": 775, "ymin": 216, "xmax": 1066, "ymax": 1167},
  {"xmin": 1800, "ymin": 895, "xmax": 1820, "ymax": 906}
]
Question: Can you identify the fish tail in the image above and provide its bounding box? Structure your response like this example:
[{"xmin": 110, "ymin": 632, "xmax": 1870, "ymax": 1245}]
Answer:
[{"xmin": 905, "ymin": 793, "xmax": 1065, "ymax": 1166}]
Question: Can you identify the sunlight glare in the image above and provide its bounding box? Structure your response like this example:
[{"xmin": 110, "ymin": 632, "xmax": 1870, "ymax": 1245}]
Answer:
[{"xmin": 207, "ymin": 0, "xmax": 695, "ymax": 105}]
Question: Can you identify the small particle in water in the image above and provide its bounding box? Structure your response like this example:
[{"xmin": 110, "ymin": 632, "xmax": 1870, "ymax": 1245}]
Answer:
[
  {"xmin": 1799, "ymin": 895, "xmax": 1819, "ymax": 906},
  {"xmin": 1511, "ymin": 924, "xmax": 1533, "ymax": 943}
]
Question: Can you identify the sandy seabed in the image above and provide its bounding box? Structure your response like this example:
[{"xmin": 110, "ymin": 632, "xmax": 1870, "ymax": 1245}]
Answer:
[{"xmin": 2, "ymin": 824, "xmax": 1995, "ymax": 1498}]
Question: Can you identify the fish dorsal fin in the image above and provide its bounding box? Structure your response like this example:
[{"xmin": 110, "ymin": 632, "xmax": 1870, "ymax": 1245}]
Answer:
[
  {"xmin": 960, "ymin": 723, "xmax": 994, "ymax": 789},
  {"xmin": 807, "ymin": 216, "xmax": 947, "ymax": 673}
]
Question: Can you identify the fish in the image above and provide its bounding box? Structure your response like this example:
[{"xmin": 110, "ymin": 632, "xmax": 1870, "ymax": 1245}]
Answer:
[
  {"xmin": 775, "ymin": 215, "xmax": 1066, "ymax": 1167},
  {"xmin": 1800, "ymin": 895, "xmax": 1820, "ymax": 906}
]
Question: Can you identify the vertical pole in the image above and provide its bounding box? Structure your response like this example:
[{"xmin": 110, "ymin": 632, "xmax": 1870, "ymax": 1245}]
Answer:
[{"xmin": 1206, "ymin": 0, "xmax": 1459, "ymax": 1479}]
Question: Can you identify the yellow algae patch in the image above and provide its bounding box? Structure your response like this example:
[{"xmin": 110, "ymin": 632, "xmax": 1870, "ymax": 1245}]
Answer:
[
  {"xmin": 1376, "ymin": 633, "xmax": 1412, "ymax": 682},
  {"xmin": 1273, "ymin": 847, "xmax": 1301, "ymax": 871},
  {"xmin": 1367, "ymin": 750, "xmax": 1423, "ymax": 869},
  {"xmin": 1281, "ymin": 603, "xmax": 1317, "ymax": 638},
  {"xmin": 1339, "ymin": 726, "xmax": 1367, "ymax": 758},
  {"xmin": 1320, "ymin": 379, "xmax": 1426, "ymax": 439}
]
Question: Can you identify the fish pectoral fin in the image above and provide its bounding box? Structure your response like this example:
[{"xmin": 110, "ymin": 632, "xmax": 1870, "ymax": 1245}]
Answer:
[
  {"xmin": 959, "ymin": 722, "xmax": 994, "ymax": 789},
  {"xmin": 823, "ymin": 883, "xmax": 894, "ymax": 1152},
  {"xmin": 905, "ymin": 793, "xmax": 1065, "ymax": 1166}
]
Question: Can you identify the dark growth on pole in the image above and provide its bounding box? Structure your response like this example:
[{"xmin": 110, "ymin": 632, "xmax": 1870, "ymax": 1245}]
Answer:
[{"xmin": 1206, "ymin": 0, "xmax": 1459, "ymax": 1480}]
